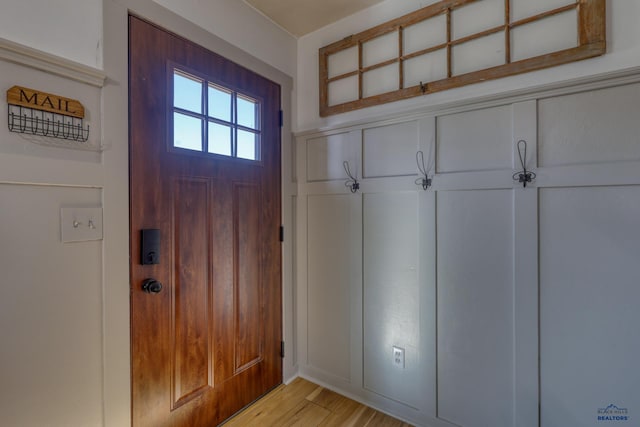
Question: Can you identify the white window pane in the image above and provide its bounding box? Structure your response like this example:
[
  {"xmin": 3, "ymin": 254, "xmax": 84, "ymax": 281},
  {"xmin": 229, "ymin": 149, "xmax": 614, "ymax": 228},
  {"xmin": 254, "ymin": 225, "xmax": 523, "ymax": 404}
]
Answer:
[
  {"xmin": 174, "ymin": 72, "xmax": 202, "ymax": 113},
  {"xmin": 512, "ymin": 0, "xmax": 569, "ymax": 22},
  {"xmin": 511, "ymin": 10, "xmax": 578, "ymax": 62},
  {"xmin": 452, "ymin": 32, "xmax": 504, "ymax": 76},
  {"xmin": 237, "ymin": 129, "xmax": 258, "ymax": 160},
  {"xmin": 328, "ymin": 75, "xmax": 359, "ymax": 106},
  {"xmin": 404, "ymin": 15, "xmax": 447, "ymax": 55},
  {"xmin": 208, "ymin": 122, "xmax": 232, "ymax": 156},
  {"xmin": 403, "ymin": 49, "xmax": 448, "ymax": 88},
  {"xmin": 208, "ymin": 84, "xmax": 231, "ymax": 122},
  {"xmin": 237, "ymin": 96, "xmax": 258, "ymax": 129},
  {"xmin": 328, "ymin": 46, "xmax": 358, "ymax": 79},
  {"xmin": 363, "ymin": 63, "xmax": 398, "ymax": 98},
  {"xmin": 362, "ymin": 31, "xmax": 397, "ymax": 68},
  {"xmin": 452, "ymin": 0, "xmax": 504, "ymax": 40},
  {"xmin": 173, "ymin": 112, "xmax": 202, "ymax": 151}
]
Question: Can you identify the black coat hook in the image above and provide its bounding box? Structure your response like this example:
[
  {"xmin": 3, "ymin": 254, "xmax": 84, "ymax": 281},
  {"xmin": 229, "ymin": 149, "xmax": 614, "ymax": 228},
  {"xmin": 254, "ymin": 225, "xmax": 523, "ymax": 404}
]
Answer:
[
  {"xmin": 415, "ymin": 151, "xmax": 432, "ymax": 190},
  {"xmin": 512, "ymin": 140, "xmax": 536, "ymax": 188},
  {"xmin": 343, "ymin": 161, "xmax": 360, "ymax": 193}
]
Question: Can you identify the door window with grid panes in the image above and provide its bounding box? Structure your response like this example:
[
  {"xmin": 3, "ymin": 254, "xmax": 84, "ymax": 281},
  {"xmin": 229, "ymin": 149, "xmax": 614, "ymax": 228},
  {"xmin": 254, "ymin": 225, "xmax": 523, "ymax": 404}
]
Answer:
[{"xmin": 172, "ymin": 69, "xmax": 261, "ymax": 161}]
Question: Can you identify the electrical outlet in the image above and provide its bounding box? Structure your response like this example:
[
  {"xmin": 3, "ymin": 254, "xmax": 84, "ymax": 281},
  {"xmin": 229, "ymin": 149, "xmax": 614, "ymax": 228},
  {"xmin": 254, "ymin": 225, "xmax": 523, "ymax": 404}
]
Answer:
[{"xmin": 392, "ymin": 346, "xmax": 405, "ymax": 369}]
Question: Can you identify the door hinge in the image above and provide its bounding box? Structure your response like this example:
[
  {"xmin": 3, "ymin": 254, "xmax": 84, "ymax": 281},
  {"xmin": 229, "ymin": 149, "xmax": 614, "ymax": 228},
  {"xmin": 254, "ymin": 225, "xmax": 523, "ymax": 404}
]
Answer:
[
  {"xmin": 279, "ymin": 225, "xmax": 284, "ymax": 242},
  {"xmin": 280, "ymin": 341, "xmax": 285, "ymax": 358},
  {"xmin": 279, "ymin": 110, "xmax": 284, "ymax": 128}
]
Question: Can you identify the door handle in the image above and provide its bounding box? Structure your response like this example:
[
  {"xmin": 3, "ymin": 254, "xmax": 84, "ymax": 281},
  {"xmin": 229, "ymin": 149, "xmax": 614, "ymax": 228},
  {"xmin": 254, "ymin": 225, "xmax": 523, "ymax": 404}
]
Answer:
[{"xmin": 142, "ymin": 278, "xmax": 163, "ymax": 294}]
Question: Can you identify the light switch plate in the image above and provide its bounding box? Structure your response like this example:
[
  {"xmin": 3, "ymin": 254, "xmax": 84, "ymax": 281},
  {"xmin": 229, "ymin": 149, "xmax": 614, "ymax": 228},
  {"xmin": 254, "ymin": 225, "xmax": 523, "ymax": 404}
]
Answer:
[{"xmin": 61, "ymin": 207, "xmax": 103, "ymax": 242}]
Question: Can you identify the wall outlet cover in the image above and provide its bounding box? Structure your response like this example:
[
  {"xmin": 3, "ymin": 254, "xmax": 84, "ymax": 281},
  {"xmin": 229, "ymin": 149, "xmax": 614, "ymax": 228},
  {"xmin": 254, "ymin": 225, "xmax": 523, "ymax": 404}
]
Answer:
[{"xmin": 392, "ymin": 346, "xmax": 405, "ymax": 369}]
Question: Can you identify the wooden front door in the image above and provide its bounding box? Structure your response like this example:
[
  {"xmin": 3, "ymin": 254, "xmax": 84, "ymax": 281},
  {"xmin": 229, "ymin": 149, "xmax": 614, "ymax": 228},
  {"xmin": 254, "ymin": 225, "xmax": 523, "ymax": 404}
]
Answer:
[{"xmin": 129, "ymin": 16, "xmax": 282, "ymax": 427}]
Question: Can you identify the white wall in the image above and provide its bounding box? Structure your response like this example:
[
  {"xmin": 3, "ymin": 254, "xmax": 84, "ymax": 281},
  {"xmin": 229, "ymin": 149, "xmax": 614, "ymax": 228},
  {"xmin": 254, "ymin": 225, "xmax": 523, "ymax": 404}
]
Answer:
[
  {"xmin": 296, "ymin": 0, "xmax": 640, "ymax": 131},
  {"xmin": 0, "ymin": 44, "xmax": 105, "ymax": 427},
  {"xmin": 0, "ymin": 0, "xmax": 102, "ymax": 68},
  {"xmin": 0, "ymin": 184, "xmax": 104, "ymax": 427},
  {"xmin": 0, "ymin": 1, "xmax": 295, "ymax": 426},
  {"xmin": 0, "ymin": 0, "xmax": 296, "ymax": 77},
  {"xmin": 153, "ymin": 0, "xmax": 297, "ymax": 77}
]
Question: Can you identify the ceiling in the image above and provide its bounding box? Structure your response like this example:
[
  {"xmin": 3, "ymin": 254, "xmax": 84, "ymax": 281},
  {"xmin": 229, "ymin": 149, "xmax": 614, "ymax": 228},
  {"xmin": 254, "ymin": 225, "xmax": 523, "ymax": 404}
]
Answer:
[{"xmin": 243, "ymin": 0, "xmax": 387, "ymax": 37}]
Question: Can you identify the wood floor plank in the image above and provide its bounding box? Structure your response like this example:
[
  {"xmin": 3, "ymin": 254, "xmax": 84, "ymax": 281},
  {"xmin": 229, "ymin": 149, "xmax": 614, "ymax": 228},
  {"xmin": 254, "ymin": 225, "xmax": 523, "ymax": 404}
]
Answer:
[
  {"xmin": 223, "ymin": 378, "xmax": 318, "ymax": 426},
  {"xmin": 306, "ymin": 387, "xmax": 350, "ymax": 412},
  {"xmin": 305, "ymin": 385, "xmax": 324, "ymax": 402},
  {"xmin": 222, "ymin": 378, "xmax": 413, "ymax": 427},
  {"xmin": 273, "ymin": 400, "xmax": 331, "ymax": 426},
  {"xmin": 318, "ymin": 400, "xmax": 377, "ymax": 427},
  {"xmin": 364, "ymin": 411, "xmax": 413, "ymax": 427}
]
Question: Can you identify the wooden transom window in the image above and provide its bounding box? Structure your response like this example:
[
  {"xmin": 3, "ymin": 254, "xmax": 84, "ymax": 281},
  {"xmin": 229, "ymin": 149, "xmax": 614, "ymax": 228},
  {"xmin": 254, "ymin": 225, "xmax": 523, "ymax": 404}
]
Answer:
[
  {"xmin": 172, "ymin": 68, "xmax": 262, "ymax": 161},
  {"xmin": 319, "ymin": 0, "xmax": 605, "ymax": 116}
]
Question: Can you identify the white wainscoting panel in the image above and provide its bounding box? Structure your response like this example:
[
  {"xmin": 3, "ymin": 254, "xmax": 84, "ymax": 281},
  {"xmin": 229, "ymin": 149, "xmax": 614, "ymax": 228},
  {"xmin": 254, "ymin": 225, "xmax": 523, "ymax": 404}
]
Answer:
[
  {"xmin": 362, "ymin": 191, "xmax": 420, "ymax": 407},
  {"xmin": 437, "ymin": 189, "xmax": 515, "ymax": 427},
  {"xmin": 306, "ymin": 131, "xmax": 356, "ymax": 182},
  {"xmin": 306, "ymin": 194, "xmax": 354, "ymax": 381},
  {"xmin": 437, "ymin": 105, "xmax": 513, "ymax": 173},
  {"xmin": 296, "ymin": 71, "xmax": 640, "ymax": 427},
  {"xmin": 540, "ymin": 186, "xmax": 640, "ymax": 427},
  {"xmin": 538, "ymin": 83, "xmax": 640, "ymax": 167},
  {"xmin": 362, "ymin": 121, "xmax": 419, "ymax": 178},
  {"xmin": 0, "ymin": 184, "xmax": 103, "ymax": 427}
]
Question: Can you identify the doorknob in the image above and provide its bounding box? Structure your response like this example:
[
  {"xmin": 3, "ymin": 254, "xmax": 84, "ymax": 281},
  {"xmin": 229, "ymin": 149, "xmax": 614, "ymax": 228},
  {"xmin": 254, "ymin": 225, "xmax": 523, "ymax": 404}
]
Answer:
[{"xmin": 142, "ymin": 278, "xmax": 163, "ymax": 294}]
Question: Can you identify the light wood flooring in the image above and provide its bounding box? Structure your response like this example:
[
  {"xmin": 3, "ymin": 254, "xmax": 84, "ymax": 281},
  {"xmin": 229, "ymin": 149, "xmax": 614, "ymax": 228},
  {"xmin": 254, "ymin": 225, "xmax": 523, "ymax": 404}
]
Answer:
[{"xmin": 223, "ymin": 377, "xmax": 414, "ymax": 427}]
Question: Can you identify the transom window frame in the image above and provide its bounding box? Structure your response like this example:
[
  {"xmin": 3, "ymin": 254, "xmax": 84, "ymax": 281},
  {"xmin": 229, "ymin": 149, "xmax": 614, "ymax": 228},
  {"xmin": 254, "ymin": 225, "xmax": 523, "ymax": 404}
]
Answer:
[
  {"xmin": 167, "ymin": 62, "xmax": 264, "ymax": 162},
  {"xmin": 319, "ymin": 0, "xmax": 606, "ymax": 117}
]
